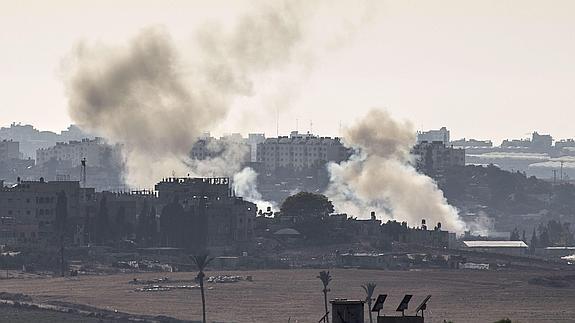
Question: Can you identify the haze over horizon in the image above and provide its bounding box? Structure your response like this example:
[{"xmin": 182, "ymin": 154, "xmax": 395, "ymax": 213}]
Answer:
[{"xmin": 2, "ymin": 0, "xmax": 575, "ymax": 145}]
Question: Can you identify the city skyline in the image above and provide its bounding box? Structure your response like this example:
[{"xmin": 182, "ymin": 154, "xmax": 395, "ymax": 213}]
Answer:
[{"xmin": 2, "ymin": 0, "xmax": 575, "ymax": 145}]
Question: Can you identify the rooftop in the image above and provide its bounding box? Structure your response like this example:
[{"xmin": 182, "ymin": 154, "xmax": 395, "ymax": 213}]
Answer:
[{"xmin": 463, "ymin": 241, "xmax": 528, "ymax": 248}]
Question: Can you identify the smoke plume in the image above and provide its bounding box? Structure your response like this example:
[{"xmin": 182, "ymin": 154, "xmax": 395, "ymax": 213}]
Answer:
[
  {"xmin": 326, "ymin": 109, "xmax": 466, "ymax": 233},
  {"xmin": 64, "ymin": 1, "xmax": 374, "ymax": 189},
  {"xmin": 233, "ymin": 167, "xmax": 277, "ymax": 212}
]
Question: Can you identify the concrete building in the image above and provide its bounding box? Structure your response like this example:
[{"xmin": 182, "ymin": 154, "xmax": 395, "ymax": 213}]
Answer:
[
  {"xmin": 36, "ymin": 137, "xmax": 120, "ymax": 168},
  {"xmin": 0, "ymin": 140, "xmax": 20, "ymax": 161},
  {"xmin": 155, "ymin": 177, "xmax": 256, "ymax": 252},
  {"xmin": 417, "ymin": 127, "xmax": 450, "ymax": 145},
  {"xmin": 247, "ymin": 133, "xmax": 265, "ymax": 162},
  {"xmin": 190, "ymin": 134, "xmax": 250, "ymax": 163},
  {"xmin": 412, "ymin": 141, "xmax": 465, "ymax": 174},
  {"xmin": 256, "ymin": 131, "xmax": 349, "ymax": 173},
  {"xmin": 0, "ymin": 179, "xmax": 95, "ymax": 244}
]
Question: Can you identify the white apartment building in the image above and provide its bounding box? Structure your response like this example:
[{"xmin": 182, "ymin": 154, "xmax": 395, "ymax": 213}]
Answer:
[{"xmin": 256, "ymin": 131, "xmax": 349, "ymax": 172}]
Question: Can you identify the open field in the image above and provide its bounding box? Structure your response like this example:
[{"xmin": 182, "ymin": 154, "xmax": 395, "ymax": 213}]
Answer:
[{"xmin": 1, "ymin": 269, "xmax": 575, "ymax": 323}]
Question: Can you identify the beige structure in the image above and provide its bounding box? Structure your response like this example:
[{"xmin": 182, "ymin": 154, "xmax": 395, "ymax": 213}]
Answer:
[
  {"xmin": 256, "ymin": 131, "xmax": 349, "ymax": 172},
  {"xmin": 36, "ymin": 137, "xmax": 120, "ymax": 168}
]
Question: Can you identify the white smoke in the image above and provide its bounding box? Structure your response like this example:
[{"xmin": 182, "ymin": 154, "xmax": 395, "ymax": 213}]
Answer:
[
  {"xmin": 233, "ymin": 167, "xmax": 277, "ymax": 212},
  {"xmin": 325, "ymin": 109, "xmax": 467, "ymax": 233}
]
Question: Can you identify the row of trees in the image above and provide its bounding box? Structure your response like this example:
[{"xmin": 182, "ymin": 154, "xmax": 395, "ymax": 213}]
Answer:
[{"xmin": 81, "ymin": 195, "xmax": 207, "ymax": 251}]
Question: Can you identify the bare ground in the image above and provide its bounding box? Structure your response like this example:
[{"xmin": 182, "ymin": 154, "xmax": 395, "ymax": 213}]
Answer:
[{"xmin": 1, "ymin": 269, "xmax": 575, "ymax": 323}]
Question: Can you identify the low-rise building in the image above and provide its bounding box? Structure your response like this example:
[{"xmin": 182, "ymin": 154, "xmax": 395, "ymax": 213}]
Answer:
[{"xmin": 462, "ymin": 240, "xmax": 528, "ymax": 256}]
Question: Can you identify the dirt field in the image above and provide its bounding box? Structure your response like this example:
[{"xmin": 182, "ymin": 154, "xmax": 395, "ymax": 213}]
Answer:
[{"xmin": 1, "ymin": 269, "xmax": 575, "ymax": 323}]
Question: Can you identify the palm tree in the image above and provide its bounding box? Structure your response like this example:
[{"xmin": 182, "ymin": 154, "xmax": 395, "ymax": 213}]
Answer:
[
  {"xmin": 317, "ymin": 271, "xmax": 332, "ymax": 323},
  {"xmin": 361, "ymin": 282, "xmax": 377, "ymax": 323},
  {"xmin": 191, "ymin": 254, "xmax": 214, "ymax": 323}
]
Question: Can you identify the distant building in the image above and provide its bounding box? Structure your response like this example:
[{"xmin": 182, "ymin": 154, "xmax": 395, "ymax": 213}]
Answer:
[
  {"xmin": 0, "ymin": 179, "xmax": 95, "ymax": 244},
  {"xmin": 500, "ymin": 131, "xmax": 553, "ymax": 152},
  {"xmin": 0, "ymin": 140, "xmax": 20, "ymax": 161},
  {"xmin": 531, "ymin": 131, "xmax": 553, "ymax": 151},
  {"xmin": 412, "ymin": 141, "xmax": 465, "ymax": 174},
  {"xmin": 450, "ymin": 138, "xmax": 493, "ymax": 148},
  {"xmin": 36, "ymin": 137, "xmax": 120, "ymax": 168},
  {"xmin": 247, "ymin": 133, "xmax": 265, "ymax": 162},
  {"xmin": 462, "ymin": 240, "xmax": 528, "ymax": 256},
  {"xmin": 155, "ymin": 177, "xmax": 256, "ymax": 251},
  {"xmin": 555, "ymin": 139, "xmax": 575, "ymax": 150},
  {"xmin": 0, "ymin": 123, "xmax": 92, "ymax": 159},
  {"xmin": 256, "ymin": 131, "xmax": 349, "ymax": 173},
  {"xmin": 417, "ymin": 127, "xmax": 450, "ymax": 145},
  {"xmin": 190, "ymin": 134, "xmax": 250, "ymax": 163}
]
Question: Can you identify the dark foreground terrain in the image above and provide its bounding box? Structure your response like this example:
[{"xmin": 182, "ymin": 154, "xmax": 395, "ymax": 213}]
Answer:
[{"xmin": 1, "ymin": 269, "xmax": 575, "ymax": 323}]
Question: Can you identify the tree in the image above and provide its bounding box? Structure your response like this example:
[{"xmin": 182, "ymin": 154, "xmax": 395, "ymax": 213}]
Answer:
[
  {"xmin": 54, "ymin": 191, "xmax": 68, "ymax": 277},
  {"xmin": 281, "ymin": 192, "xmax": 334, "ymax": 220},
  {"xmin": 191, "ymin": 254, "xmax": 214, "ymax": 323},
  {"xmin": 317, "ymin": 270, "xmax": 332, "ymax": 323},
  {"xmin": 361, "ymin": 282, "xmax": 377, "ymax": 323}
]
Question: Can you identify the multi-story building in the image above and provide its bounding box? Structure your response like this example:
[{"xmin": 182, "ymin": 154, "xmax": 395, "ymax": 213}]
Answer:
[
  {"xmin": 0, "ymin": 140, "xmax": 20, "ymax": 161},
  {"xmin": 256, "ymin": 131, "xmax": 349, "ymax": 173},
  {"xmin": 155, "ymin": 177, "xmax": 255, "ymax": 251},
  {"xmin": 412, "ymin": 141, "xmax": 465, "ymax": 175},
  {"xmin": 36, "ymin": 137, "xmax": 121, "ymax": 168},
  {"xmin": 417, "ymin": 127, "xmax": 450, "ymax": 145},
  {"xmin": 247, "ymin": 133, "xmax": 265, "ymax": 162},
  {"xmin": 0, "ymin": 178, "xmax": 95, "ymax": 244},
  {"xmin": 190, "ymin": 134, "xmax": 250, "ymax": 163}
]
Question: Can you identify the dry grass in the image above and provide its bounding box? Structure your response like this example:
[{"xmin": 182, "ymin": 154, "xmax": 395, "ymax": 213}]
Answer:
[{"xmin": 1, "ymin": 269, "xmax": 575, "ymax": 323}]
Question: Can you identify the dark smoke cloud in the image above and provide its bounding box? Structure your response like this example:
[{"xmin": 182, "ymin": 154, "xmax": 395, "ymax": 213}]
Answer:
[{"xmin": 63, "ymin": 1, "xmax": 376, "ymax": 189}]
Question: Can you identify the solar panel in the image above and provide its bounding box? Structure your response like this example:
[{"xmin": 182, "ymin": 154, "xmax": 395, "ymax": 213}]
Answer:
[
  {"xmin": 395, "ymin": 294, "xmax": 412, "ymax": 315},
  {"xmin": 371, "ymin": 294, "xmax": 387, "ymax": 312},
  {"xmin": 415, "ymin": 295, "xmax": 432, "ymax": 316}
]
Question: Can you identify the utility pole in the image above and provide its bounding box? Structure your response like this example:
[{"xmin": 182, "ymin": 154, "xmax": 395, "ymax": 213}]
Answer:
[{"xmin": 81, "ymin": 158, "xmax": 87, "ymax": 187}]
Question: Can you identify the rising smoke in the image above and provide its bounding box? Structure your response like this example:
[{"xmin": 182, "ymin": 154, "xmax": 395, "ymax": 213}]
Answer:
[
  {"xmin": 325, "ymin": 109, "xmax": 467, "ymax": 233},
  {"xmin": 64, "ymin": 1, "xmax": 374, "ymax": 192}
]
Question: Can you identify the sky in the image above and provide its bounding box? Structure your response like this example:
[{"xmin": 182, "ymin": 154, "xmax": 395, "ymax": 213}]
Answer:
[{"xmin": 1, "ymin": 0, "xmax": 575, "ymax": 145}]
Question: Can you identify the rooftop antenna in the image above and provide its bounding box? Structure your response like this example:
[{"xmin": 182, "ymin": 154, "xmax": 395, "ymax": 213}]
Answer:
[
  {"xmin": 296, "ymin": 118, "xmax": 299, "ymax": 132},
  {"xmin": 81, "ymin": 158, "xmax": 86, "ymax": 187},
  {"xmin": 310, "ymin": 120, "xmax": 313, "ymax": 134}
]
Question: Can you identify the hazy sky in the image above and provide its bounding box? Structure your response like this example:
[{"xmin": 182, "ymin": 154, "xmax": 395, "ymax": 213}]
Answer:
[{"xmin": 1, "ymin": 0, "xmax": 575, "ymax": 145}]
